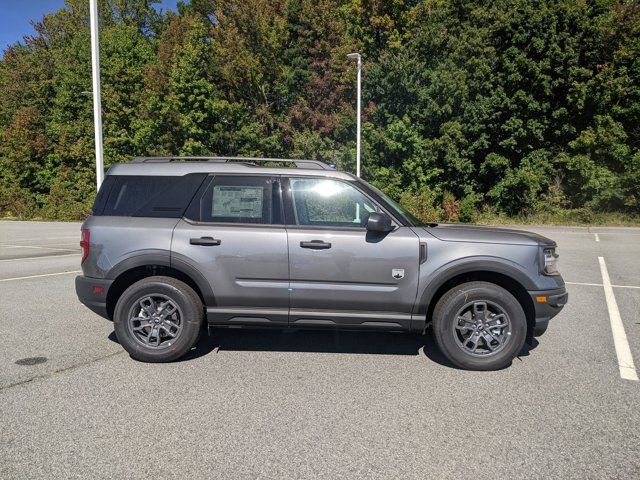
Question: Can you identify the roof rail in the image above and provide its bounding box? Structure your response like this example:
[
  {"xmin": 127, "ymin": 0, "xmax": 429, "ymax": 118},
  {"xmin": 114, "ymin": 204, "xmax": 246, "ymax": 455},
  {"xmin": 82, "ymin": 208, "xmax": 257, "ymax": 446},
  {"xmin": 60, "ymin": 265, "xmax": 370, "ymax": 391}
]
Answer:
[{"xmin": 131, "ymin": 156, "xmax": 335, "ymax": 170}]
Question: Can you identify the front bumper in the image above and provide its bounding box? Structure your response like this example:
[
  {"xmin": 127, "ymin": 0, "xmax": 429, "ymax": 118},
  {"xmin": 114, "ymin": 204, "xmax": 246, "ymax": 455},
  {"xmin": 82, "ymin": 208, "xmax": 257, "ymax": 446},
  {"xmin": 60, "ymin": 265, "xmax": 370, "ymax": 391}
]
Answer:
[
  {"xmin": 75, "ymin": 275, "xmax": 113, "ymax": 320},
  {"xmin": 528, "ymin": 286, "xmax": 568, "ymax": 329}
]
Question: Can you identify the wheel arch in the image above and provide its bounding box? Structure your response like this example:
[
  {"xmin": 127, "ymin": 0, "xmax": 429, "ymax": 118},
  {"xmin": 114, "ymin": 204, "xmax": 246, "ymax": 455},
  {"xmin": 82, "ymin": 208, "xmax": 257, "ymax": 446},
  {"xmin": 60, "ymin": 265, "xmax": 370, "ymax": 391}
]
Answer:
[
  {"xmin": 105, "ymin": 253, "xmax": 214, "ymax": 319},
  {"xmin": 417, "ymin": 258, "xmax": 536, "ymax": 335}
]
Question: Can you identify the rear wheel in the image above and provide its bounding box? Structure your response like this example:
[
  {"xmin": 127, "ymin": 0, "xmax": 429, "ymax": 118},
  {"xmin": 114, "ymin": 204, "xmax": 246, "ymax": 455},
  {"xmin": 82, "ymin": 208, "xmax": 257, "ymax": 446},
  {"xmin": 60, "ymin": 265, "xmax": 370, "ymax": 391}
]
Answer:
[
  {"xmin": 114, "ymin": 276, "xmax": 203, "ymax": 362},
  {"xmin": 432, "ymin": 281, "xmax": 526, "ymax": 370}
]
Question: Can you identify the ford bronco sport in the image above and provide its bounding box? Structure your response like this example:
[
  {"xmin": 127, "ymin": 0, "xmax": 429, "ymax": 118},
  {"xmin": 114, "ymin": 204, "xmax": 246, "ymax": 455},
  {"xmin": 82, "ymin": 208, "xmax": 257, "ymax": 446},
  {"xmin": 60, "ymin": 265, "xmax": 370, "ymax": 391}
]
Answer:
[{"xmin": 76, "ymin": 157, "xmax": 567, "ymax": 370}]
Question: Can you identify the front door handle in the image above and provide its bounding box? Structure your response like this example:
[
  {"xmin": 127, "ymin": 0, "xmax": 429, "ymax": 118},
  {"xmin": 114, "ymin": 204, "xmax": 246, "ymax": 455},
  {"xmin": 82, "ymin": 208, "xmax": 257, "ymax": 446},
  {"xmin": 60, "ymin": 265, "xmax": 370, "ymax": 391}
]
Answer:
[
  {"xmin": 300, "ymin": 240, "xmax": 332, "ymax": 250},
  {"xmin": 190, "ymin": 236, "xmax": 221, "ymax": 246}
]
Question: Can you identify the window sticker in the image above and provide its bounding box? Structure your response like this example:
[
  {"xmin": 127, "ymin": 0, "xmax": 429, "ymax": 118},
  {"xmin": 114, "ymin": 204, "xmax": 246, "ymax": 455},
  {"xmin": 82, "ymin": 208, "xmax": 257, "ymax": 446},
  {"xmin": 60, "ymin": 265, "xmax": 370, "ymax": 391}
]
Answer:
[{"xmin": 212, "ymin": 186, "xmax": 264, "ymax": 219}]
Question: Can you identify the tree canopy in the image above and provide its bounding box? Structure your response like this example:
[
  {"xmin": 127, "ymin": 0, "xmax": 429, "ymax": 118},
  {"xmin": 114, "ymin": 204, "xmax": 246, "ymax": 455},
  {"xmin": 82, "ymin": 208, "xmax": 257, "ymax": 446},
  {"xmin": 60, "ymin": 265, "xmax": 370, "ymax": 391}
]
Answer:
[{"xmin": 1, "ymin": 0, "xmax": 639, "ymax": 221}]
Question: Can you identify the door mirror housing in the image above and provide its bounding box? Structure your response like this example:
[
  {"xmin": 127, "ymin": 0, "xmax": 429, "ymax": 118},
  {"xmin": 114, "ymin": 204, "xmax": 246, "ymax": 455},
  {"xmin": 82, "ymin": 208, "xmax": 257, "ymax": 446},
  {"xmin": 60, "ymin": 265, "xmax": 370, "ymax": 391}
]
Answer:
[{"xmin": 366, "ymin": 212, "xmax": 394, "ymax": 233}]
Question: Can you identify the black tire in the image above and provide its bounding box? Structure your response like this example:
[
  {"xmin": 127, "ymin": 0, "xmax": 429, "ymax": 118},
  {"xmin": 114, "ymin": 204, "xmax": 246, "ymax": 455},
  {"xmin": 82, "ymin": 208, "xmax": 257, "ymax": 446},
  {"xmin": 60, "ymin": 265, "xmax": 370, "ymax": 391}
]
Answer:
[
  {"xmin": 113, "ymin": 276, "xmax": 204, "ymax": 362},
  {"xmin": 432, "ymin": 281, "xmax": 526, "ymax": 371}
]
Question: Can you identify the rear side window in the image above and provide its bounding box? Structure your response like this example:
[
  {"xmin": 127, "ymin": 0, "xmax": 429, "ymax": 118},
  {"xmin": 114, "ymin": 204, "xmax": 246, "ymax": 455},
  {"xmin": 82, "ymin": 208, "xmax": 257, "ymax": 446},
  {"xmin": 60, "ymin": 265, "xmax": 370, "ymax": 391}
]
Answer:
[
  {"xmin": 96, "ymin": 174, "xmax": 206, "ymax": 217},
  {"xmin": 185, "ymin": 175, "xmax": 281, "ymax": 224}
]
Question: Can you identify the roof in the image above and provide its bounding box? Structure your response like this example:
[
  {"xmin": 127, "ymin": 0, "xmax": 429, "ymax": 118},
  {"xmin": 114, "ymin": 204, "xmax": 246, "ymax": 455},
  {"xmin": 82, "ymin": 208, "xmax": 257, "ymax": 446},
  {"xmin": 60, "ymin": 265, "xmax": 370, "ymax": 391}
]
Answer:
[{"xmin": 106, "ymin": 156, "xmax": 357, "ymax": 180}]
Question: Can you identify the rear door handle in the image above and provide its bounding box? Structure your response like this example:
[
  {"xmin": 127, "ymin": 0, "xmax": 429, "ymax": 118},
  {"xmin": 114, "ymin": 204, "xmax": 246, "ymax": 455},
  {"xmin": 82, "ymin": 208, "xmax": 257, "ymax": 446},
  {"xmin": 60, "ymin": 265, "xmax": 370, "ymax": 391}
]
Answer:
[
  {"xmin": 190, "ymin": 236, "xmax": 221, "ymax": 246},
  {"xmin": 300, "ymin": 240, "xmax": 332, "ymax": 250}
]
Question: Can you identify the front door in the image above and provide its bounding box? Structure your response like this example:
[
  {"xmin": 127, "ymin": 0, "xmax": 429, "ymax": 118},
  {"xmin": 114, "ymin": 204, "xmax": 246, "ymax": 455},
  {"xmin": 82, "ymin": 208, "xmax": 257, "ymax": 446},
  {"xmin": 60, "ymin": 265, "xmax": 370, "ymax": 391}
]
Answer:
[
  {"xmin": 172, "ymin": 175, "xmax": 289, "ymax": 326},
  {"xmin": 283, "ymin": 176, "xmax": 420, "ymax": 330}
]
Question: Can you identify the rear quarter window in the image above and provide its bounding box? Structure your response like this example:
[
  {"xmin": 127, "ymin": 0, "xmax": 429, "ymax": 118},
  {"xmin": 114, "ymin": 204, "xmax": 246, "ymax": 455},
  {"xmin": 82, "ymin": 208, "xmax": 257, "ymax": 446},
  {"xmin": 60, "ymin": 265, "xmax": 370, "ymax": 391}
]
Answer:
[{"xmin": 95, "ymin": 174, "xmax": 206, "ymax": 217}]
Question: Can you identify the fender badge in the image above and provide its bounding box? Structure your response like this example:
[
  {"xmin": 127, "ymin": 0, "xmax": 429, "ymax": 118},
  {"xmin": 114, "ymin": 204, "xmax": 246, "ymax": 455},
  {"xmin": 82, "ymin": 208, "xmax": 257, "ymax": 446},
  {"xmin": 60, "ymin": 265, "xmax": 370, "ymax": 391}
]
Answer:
[{"xmin": 392, "ymin": 268, "xmax": 405, "ymax": 280}]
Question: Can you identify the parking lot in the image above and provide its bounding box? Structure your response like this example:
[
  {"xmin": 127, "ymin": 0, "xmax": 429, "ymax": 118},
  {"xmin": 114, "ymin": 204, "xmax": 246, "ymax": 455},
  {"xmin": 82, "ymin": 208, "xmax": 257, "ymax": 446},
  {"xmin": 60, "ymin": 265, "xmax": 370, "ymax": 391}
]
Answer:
[{"xmin": 1, "ymin": 220, "xmax": 639, "ymax": 479}]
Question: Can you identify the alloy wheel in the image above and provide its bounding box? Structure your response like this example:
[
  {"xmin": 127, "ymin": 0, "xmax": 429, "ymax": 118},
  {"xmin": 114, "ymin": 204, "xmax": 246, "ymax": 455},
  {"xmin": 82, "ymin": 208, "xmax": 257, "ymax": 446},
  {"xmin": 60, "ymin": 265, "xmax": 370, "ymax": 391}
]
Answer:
[
  {"xmin": 128, "ymin": 294, "xmax": 183, "ymax": 349},
  {"xmin": 452, "ymin": 300, "xmax": 512, "ymax": 357}
]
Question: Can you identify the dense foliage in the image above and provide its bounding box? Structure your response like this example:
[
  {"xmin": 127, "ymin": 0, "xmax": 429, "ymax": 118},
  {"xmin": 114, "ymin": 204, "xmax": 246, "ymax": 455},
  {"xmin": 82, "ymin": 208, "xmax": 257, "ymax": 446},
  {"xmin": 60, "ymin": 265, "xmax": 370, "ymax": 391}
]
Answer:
[{"xmin": 1, "ymin": 0, "xmax": 639, "ymax": 222}]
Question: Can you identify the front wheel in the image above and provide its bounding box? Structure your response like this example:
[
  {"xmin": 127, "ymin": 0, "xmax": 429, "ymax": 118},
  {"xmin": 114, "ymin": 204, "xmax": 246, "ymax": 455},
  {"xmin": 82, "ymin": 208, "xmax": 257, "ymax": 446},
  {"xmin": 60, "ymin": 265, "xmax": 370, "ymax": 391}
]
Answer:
[
  {"xmin": 113, "ymin": 276, "xmax": 204, "ymax": 362},
  {"xmin": 432, "ymin": 281, "xmax": 526, "ymax": 370}
]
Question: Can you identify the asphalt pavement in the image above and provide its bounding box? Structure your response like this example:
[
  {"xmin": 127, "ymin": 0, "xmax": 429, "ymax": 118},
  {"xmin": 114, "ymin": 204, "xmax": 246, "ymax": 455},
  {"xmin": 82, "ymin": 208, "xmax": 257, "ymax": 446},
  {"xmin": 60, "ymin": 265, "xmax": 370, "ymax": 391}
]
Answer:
[{"xmin": 1, "ymin": 220, "xmax": 639, "ymax": 479}]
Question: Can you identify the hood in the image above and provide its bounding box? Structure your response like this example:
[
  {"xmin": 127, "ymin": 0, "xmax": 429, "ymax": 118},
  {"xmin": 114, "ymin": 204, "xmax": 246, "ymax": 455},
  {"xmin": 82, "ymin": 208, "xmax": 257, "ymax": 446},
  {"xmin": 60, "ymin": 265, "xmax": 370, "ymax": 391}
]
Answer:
[{"xmin": 423, "ymin": 223, "xmax": 556, "ymax": 247}]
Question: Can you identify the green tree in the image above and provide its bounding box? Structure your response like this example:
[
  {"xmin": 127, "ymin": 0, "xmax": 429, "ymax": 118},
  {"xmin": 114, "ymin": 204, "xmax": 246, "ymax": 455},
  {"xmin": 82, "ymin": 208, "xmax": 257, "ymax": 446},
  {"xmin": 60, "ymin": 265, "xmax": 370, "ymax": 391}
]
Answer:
[{"xmin": 1, "ymin": 0, "xmax": 640, "ymax": 221}]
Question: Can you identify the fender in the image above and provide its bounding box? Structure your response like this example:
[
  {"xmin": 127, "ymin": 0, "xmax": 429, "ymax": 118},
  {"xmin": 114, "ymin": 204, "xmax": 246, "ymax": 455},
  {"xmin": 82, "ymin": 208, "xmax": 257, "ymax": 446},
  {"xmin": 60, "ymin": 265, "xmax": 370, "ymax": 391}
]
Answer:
[
  {"xmin": 414, "ymin": 256, "xmax": 536, "ymax": 315},
  {"xmin": 106, "ymin": 250, "xmax": 171, "ymax": 279},
  {"xmin": 106, "ymin": 250, "xmax": 216, "ymax": 306}
]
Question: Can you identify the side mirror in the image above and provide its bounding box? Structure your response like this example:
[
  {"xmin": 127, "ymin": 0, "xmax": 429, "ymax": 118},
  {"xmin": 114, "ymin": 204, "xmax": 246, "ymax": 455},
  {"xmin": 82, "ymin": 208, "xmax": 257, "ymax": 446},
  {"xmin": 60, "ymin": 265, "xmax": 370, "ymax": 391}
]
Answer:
[{"xmin": 366, "ymin": 212, "xmax": 394, "ymax": 233}]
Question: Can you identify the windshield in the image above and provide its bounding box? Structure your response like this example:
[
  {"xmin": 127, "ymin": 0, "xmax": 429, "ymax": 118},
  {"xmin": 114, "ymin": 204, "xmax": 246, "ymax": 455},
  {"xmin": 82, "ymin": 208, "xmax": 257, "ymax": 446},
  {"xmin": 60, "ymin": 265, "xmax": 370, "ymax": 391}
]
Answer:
[{"xmin": 361, "ymin": 181, "xmax": 430, "ymax": 227}]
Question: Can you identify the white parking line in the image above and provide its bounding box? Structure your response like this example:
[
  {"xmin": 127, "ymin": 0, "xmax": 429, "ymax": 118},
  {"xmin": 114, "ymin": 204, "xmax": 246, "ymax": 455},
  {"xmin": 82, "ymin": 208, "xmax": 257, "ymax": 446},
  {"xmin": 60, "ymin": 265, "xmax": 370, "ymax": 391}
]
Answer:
[
  {"xmin": 594, "ymin": 233, "xmax": 600, "ymax": 242},
  {"xmin": 0, "ymin": 270, "xmax": 81, "ymax": 283},
  {"xmin": 566, "ymin": 281, "xmax": 640, "ymax": 290},
  {"xmin": 0, "ymin": 253, "xmax": 81, "ymax": 262},
  {"xmin": 3, "ymin": 235, "xmax": 79, "ymax": 241},
  {"xmin": 598, "ymin": 257, "xmax": 638, "ymax": 381},
  {"xmin": 0, "ymin": 244, "xmax": 77, "ymax": 252}
]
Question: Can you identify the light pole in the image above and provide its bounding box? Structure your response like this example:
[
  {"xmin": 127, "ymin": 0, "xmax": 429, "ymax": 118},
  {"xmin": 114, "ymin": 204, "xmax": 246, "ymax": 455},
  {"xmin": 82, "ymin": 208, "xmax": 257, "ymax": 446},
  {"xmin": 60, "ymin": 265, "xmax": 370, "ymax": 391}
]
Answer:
[
  {"xmin": 347, "ymin": 52, "xmax": 361, "ymax": 177},
  {"xmin": 89, "ymin": 0, "xmax": 104, "ymax": 189}
]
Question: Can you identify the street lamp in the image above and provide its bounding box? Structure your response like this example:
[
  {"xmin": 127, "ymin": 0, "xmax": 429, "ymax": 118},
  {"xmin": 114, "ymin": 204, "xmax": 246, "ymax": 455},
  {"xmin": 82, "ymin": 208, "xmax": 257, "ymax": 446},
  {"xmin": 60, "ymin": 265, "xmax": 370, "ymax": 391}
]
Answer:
[
  {"xmin": 89, "ymin": 0, "xmax": 104, "ymax": 189},
  {"xmin": 347, "ymin": 52, "xmax": 361, "ymax": 177}
]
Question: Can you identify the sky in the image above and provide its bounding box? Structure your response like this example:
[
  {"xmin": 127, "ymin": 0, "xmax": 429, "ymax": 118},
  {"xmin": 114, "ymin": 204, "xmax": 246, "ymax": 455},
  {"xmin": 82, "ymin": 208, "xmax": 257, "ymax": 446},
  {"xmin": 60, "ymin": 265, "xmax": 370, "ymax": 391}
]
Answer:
[{"xmin": 0, "ymin": 0, "xmax": 179, "ymax": 53}]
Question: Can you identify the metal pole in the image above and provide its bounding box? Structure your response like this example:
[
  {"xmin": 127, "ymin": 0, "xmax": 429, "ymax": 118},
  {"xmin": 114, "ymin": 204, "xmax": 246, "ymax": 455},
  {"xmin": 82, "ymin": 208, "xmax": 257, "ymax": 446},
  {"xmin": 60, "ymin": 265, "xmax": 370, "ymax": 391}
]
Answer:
[
  {"xmin": 89, "ymin": 0, "xmax": 104, "ymax": 189},
  {"xmin": 347, "ymin": 53, "xmax": 362, "ymax": 177},
  {"xmin": 356, "ymin": 55, "xmax": 361, "ymax": 178}
]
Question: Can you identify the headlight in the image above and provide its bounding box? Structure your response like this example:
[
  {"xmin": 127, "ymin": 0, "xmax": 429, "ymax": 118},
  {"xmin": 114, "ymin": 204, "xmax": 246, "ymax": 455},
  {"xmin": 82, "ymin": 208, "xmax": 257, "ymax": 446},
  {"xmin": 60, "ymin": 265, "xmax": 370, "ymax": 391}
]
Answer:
[{"xmin": 543, "ymin": 248, "xmax": 559, "ymax": 275}]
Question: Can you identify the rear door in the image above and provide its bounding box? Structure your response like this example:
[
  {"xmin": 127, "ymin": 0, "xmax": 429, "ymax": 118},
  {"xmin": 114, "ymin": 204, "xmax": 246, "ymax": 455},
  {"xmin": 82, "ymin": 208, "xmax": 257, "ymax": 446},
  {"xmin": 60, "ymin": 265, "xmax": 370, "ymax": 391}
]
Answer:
[
  {"xmin": 172, "ymin": 175, "xmax": 289, "ymax": 326},
  {"xmin": 283, "ymin": 176, "xmax": 420, "ymax": 330}
]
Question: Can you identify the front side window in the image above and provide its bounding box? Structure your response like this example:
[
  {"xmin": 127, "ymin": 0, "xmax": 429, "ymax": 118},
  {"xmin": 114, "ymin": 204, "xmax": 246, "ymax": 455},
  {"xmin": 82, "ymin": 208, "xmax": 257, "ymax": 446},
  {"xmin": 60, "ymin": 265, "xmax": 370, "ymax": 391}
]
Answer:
[
  {"xmin": 288, "ymin": 177, "xmax": 379, "ymax": 227},
  {"xmin": 191, "ymin": 176, "xmax": 277, "ymax": 224},
  {"xmin": 360, "ymin": 181, "xmax": 425, "ymax": 226}
]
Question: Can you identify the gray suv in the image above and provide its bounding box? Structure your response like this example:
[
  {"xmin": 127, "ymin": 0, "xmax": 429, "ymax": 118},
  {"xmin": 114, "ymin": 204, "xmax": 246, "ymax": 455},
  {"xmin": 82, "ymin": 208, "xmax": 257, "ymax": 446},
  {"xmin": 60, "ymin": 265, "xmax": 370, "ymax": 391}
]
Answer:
[{"xmin": 76, "ymin": 157, "xmax": 567, "ymax": 370}]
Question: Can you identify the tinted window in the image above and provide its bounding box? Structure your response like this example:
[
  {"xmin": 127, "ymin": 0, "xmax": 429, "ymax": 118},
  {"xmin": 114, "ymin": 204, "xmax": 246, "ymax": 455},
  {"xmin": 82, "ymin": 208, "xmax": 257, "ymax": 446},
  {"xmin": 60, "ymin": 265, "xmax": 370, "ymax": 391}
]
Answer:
[
  {"xmin": 189, "ymin": 176, "xmax": 278, "ymax": 224},
  {"xmin": 288, "ymin": 177, "xmax": 379, "ymax": 227},
  {"xmin": 92, "ymin": 176, "xmax": 116, "ymax": 215},
  {"xmin": 100, "ymin": 174, "xmax": 206, "ymax": 217}
]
